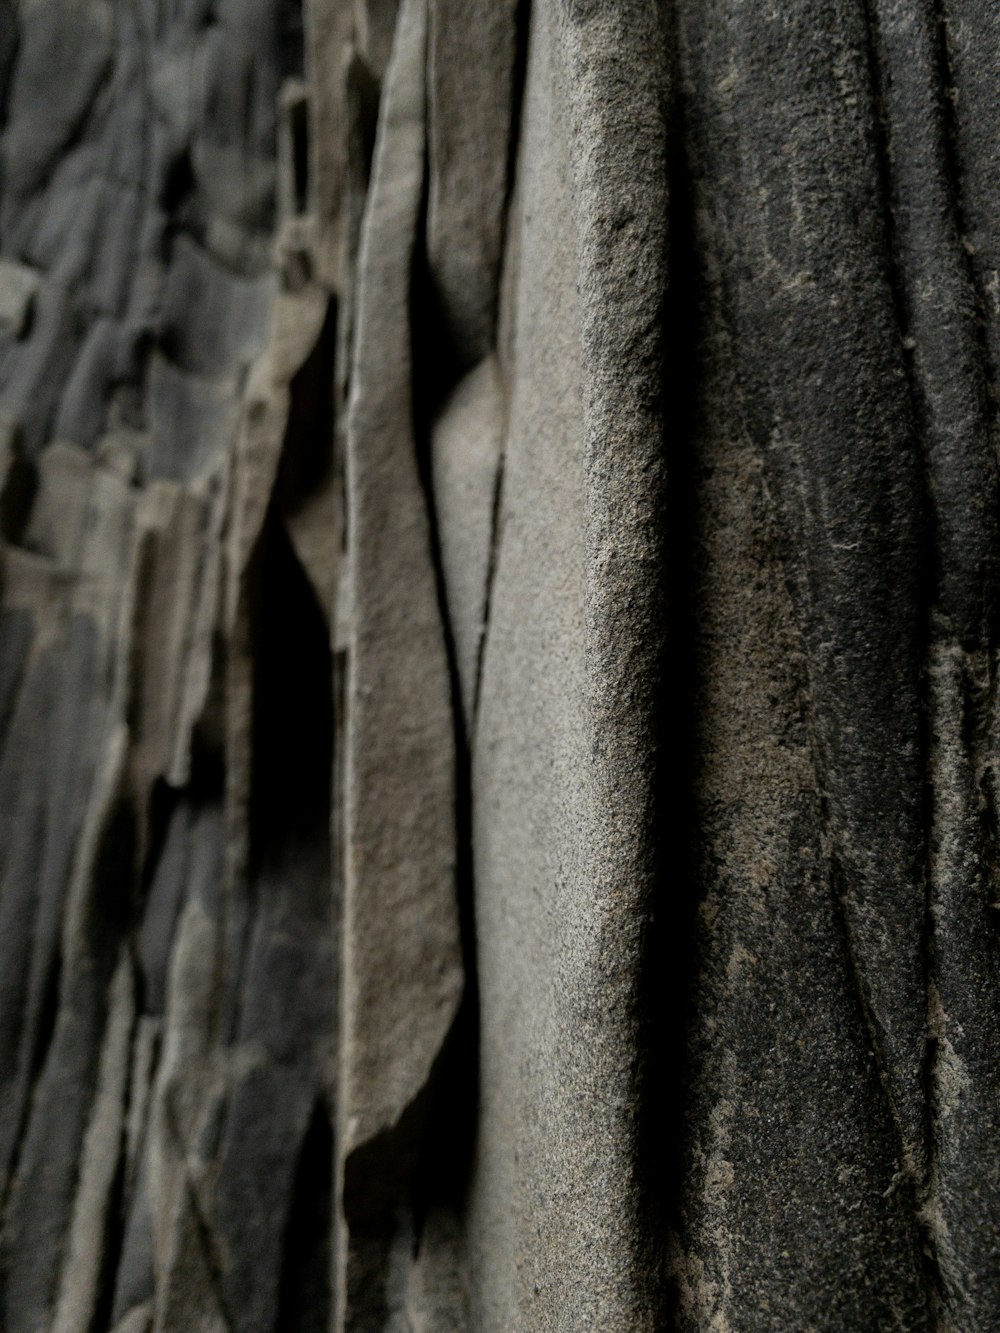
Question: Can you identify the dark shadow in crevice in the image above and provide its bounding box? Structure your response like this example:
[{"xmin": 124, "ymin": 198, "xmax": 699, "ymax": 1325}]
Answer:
[
  {"xmin": 274, "ymin": 299, "xmax": 337, "ymax": 522},
  {"xmin": 83, "ymin": 797, "xmax": 138, "ymax": 981},
  {"xmin": 637, "ymin": 27, "xmax": 711, "ymax": 1323},
  {"xmin": 397, "ymin": 153, "xmax": 481, "ymax": 1266},
  {"xmin": 248, "ymin": 525, "xmax": 333, "ymax": 876},
  {"xmin": 501, "ymin": 0, "xmax": 532, "ymax": 251},
  {"xmin": 89, "ymin": 1109, "xmax": 129, "ymax": 1333},
  {"xmin": 276, "ymin": 1098, "xmax": 334, "ymax": 1333},
  {"xmin": 218, "ymin": 478, "xmax": 333, "ymax": 1049},
  {"xmin": 278, "ymin": 0, "xmax": 306, "ymax": 83},
  {"xmin": 159, "ymin": 147, "xmax": 195, "ymax": 219},
  {"xmin": 289, "ymin": 93, "xmax": 310, "ymax": 217},
  {"xmin": 0, "ymin": 434, "xmax": 37, "ymax": 548},
  {"xmin": 25, "ymin": 952, "xmax": 60, "ymax": 1097},
  {"xmin": 345, "ymin": 52, "xmax": 383, "ymax": 228},
  {"xmin": 0, "ymin": 0, "xmax": 18, "ymax": 135},
  {"xmin": 341, "ymin": 1071, "xmax": 438, "ymax": 1327}
]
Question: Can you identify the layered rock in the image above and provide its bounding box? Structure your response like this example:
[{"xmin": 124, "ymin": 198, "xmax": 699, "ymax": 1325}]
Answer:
[{"xmin": 0, "ymin": 1, "xmax": 999, "ymax": 1329}]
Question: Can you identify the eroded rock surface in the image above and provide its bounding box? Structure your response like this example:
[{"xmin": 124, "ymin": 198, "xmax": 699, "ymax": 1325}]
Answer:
[{"xmin": 0, "ymin": 0, "xmax": 999, "ymax": 1329}]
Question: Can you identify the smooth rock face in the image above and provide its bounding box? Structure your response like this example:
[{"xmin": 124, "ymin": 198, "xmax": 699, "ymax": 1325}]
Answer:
[{"xmin": 0, "ymin": 0, "xmax": 999, "ymax": 1330}]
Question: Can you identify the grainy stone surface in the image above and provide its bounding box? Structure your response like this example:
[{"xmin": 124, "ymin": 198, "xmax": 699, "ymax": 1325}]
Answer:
[{"xmin": 0, "ymin": 0, "xmax": 998, "ymax": 1329}]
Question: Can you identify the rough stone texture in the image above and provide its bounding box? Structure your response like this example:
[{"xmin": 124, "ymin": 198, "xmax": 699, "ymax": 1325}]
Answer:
[{"xmin": 0, "ymin": 0, "xmax": 999, "ymax": 1329}]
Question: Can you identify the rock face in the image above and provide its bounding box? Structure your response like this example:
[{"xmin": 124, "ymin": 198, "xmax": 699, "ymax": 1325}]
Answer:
[{"xmin": 0, "ymin": 0, "xmax": 999, "ymax": 1329}]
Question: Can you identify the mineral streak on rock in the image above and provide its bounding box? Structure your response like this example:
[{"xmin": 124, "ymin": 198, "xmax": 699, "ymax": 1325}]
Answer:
[{"xmin": 0, "ymin": 0, "xmax": 999, "ymax": 1329}]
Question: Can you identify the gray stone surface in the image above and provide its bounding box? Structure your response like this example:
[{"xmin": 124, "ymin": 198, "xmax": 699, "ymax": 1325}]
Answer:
[{"xmin": 0, "ymin": 0, "xmax": 999, "ymax": 1329}]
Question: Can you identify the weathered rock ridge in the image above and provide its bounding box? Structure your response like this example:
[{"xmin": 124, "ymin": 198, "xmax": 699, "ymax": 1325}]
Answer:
[{"xmin": 0, "ymin": 0, "xmax": 999, "ymax": 1328}]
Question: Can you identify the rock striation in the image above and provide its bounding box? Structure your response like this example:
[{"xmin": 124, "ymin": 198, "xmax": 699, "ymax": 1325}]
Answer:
[{"xmin": 0, "ymin": 0, "xmax": 999, "ymax": 1329}]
